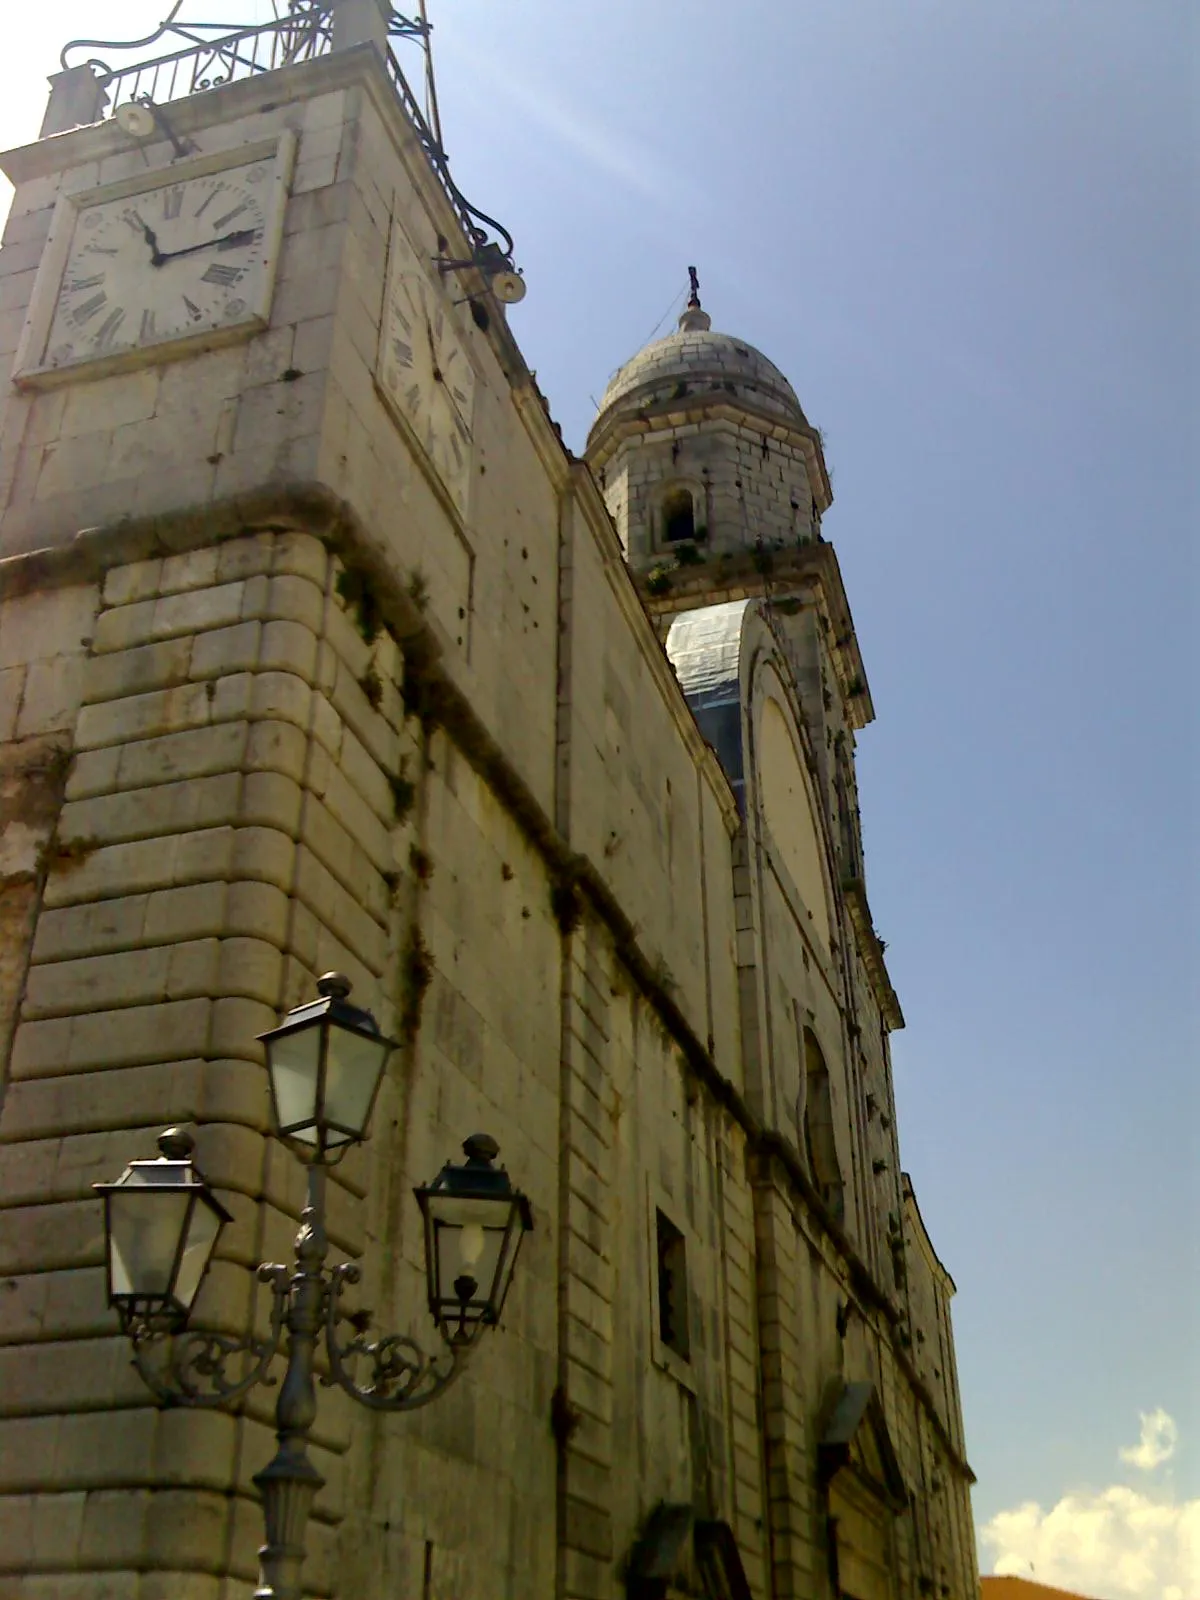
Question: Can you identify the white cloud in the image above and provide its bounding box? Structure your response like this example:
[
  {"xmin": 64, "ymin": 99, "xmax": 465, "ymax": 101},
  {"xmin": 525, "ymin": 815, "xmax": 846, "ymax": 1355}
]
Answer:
[
  {"xmin": 980, "ymin": 1412, "xmax": 1199, "ymax": 1597},
  {"xmin": 981, "ymin": 1487, "xmax": 1200, "ymax": 1598},
  {"xmin": 1122, "ymin": 1411, "xmax": 1181, "ymax": 1473}
]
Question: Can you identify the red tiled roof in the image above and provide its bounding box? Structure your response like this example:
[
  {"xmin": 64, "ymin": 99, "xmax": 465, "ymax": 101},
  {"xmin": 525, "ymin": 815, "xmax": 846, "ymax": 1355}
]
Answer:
[{"xmin": 980, "ymin": 1577, "xmax": 1106, "ymax": 1600}]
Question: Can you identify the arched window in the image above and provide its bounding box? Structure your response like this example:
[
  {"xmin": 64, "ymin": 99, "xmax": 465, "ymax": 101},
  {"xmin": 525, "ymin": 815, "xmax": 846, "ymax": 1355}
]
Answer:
[
  {"xmin": 661, "ymin": 486, "xmax": 696, "ymax": 544},
  {"xmin": 803, "ymin": 1028, "xmax": 845, "ymax": 1224}
]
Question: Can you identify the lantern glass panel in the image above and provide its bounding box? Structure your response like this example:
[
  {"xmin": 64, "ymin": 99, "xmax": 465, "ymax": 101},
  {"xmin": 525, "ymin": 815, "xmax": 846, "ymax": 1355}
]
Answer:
[
  {"xmin": 267, "ymin": 1022, "xmax": 324, "ymax": 1143},
  {"xmin": 108, "ymin": 1186, "xmax": 191, "ymax": 1300},
  {"xmin": 488, "ymin": 1208, "xmax": 527, "ymax": 1317},
  {"xmin": 322, "ymin": 1025, "xmax": 389, "ymax": 1145},
  {"xmin": 173, "ymin": 1196, "xmax": 223, "ymax": 1313},
  {"xmin": 433, "ymin": 1211, "xmax": 505, "ymax": 1303}
]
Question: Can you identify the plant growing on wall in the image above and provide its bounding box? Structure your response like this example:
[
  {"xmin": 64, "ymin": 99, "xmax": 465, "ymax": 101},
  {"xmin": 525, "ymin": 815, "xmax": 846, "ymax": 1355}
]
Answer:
[
  {"xmin": 550, "ymin": 877, "xmax": 582, "ymax": 935},
  {"xmin": 335, "ymin": 565, "xmax": 383, "ymax": 644},
  {"xmin": 400, "ymin": 928, "xmax": 434, "ymax": 1042},
  {"xmin": 388, "ymin": 758, "xmax": 416, "ymax": 821}
]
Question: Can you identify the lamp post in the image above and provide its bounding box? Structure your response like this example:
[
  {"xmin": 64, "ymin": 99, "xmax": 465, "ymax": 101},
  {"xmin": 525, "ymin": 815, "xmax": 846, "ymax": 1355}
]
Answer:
[{"xmin": 96, "ymin": 974, "xmax": 533, "ymax": 1600}]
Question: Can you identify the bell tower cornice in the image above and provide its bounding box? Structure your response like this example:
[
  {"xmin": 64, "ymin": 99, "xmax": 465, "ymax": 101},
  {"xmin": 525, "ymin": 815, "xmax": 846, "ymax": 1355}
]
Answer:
[{"xmin": 587, "ymin": 393, "xmax": 832, "ymax": 513}]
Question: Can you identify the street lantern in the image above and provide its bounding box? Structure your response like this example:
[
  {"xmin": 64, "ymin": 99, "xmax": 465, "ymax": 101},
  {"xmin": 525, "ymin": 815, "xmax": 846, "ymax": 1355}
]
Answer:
[
  {"xmin": 415, "ymin": 1133, "xmax": 534, "ymax": 1347},
  {"xmin": 257, "ymin": 973, "xmax": 396, "ymax": 1159},
  {"xmin": 93, "ymin": 1127, "xmax": 231, "ymax": 1333},
  {"xmin": 98, "ymin": 973, "xmax": 533, "ymax": 1600}
]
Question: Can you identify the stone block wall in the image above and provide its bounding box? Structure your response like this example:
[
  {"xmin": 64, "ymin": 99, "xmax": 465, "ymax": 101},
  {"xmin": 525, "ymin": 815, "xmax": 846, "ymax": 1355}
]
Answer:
[
  {"xmin": 0, "ymin": 506, "xmax": 773, "ymax": 1598},
  {"xmin": 0, "ymin": 581, "xmax": 98, "ymax": 1091},
  {"xmin": 0, "ymin": 526, "xmax": 427, "ymax": 1595}
]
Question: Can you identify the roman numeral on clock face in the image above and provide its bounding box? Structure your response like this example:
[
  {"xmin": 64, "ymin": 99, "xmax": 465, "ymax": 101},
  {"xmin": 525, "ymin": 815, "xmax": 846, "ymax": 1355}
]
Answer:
[
  {"xmin": 193, "ymin": 185, "xmax": 223, "ymax": 219},
  {"xmin": 71, "ymin": 290, "xmax": 108, "ymax": 326},
  {"xmin": 94, "ymin": 306, "xmax": 127, "ymax": 350},
  {"xmin": 212, "ymin": 201, "xmax": 250, "ymax": 231},
  {"xmin": 162, "ymin": 186, "xmax": 184, "ymax": 220},
  {"xmin": 202, "ymin": 263, "xmax": 243, "ymax": 287}
]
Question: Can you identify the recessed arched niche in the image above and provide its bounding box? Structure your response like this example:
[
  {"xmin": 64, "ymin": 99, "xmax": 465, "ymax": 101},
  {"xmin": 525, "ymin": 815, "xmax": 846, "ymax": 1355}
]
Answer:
[
  {"xmin": 757, "ymin": 694, "xmax": 831, "ymax": 949},
  {"xmin": 802, "ymin": 1027, "xmax": 845, "ymax": 1225}
]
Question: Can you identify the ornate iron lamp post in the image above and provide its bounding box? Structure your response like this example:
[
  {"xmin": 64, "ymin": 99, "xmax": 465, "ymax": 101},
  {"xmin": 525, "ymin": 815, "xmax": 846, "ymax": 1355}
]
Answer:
[{"xmin": 96, "ymin": 974, "xmax": 533, "ymax": 1600}]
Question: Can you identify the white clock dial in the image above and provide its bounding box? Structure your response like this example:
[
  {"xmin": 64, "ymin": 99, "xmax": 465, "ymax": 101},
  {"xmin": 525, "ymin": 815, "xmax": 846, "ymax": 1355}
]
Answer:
[
  {"xmin": 378, "ymin": 225, "xmax": 475, "ymax": 518},
  {"xmin": 13, "ymin": 134, "xmax": 294, "ymax": 388},
  {"xmin": 44, "ymin": 167, "xmax": 270, "ymax": 367}
]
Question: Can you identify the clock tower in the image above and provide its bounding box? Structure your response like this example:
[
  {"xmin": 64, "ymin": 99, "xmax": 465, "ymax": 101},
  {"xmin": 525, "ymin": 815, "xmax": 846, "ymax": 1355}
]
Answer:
[{"xmin": 0, "ymin": 7, "xmax": 565, "ymax": 1596}]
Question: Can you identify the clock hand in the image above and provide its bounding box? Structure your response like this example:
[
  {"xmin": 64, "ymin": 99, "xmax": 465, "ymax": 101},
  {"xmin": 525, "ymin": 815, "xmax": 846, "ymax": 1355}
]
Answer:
[
  {"xmin": 424, "ymin": 316, "xmax": 443, "ymax": 383},
  {"xmin": 155, "ymin": 228, "xmax": 257, "ymax": 264},
  {"xmin": 139, "ymin": 220, "xmax": 164, "ymax": 267}
]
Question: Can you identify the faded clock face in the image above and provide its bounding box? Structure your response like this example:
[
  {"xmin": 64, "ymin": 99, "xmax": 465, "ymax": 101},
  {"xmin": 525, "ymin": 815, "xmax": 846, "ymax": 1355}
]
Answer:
[
  {"xmin": 45, "ymin": 165, "xmax": 271, "ymax": 366},
  {"xmin": 379, "ymin": 255, "xmax": 475, "ymax": 517}
]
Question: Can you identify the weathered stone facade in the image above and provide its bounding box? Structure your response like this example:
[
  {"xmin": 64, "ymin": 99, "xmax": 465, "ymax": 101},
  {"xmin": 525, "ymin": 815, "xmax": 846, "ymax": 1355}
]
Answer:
[{"xmin": 0, "ymin": 31, "xmax": 978, "ymax": 1600}]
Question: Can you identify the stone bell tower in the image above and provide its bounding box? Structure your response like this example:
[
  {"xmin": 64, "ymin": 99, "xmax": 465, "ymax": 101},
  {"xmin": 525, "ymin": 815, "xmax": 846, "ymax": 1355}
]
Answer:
[
  {"xmin": 585, "ymin": 271, "xmax": 831, "ymax": 574},
  {"xmin": 585, "ymin": 273, "xmax": 878, "ymax": 835}
]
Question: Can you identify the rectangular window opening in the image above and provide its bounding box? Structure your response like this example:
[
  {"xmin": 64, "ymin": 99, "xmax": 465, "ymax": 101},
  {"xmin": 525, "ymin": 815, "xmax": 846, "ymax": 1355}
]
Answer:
[{"xmin": 656, "ymin": 1207, "xmax": 690, "ymax": 1361}]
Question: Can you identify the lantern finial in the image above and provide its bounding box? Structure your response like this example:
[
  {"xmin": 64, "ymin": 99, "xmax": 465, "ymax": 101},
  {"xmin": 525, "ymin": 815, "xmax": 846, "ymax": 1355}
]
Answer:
[
  {"xmin": 462, "ymin": 1133, "xmax": 499, "ymax": 1165},
  {"xmin": 158, "ymin": 1127, "xmax": 194, "ymax": 1159},
  {"xmin": 258, "ymin": 976, "xmax": 396, "ymax": 1159}
]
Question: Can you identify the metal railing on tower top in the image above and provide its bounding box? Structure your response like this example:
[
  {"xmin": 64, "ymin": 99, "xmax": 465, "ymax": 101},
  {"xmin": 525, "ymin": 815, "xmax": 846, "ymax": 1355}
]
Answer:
[{"xmin": 51, "ymin": 1, "xmax": 517, "ymax": 268}]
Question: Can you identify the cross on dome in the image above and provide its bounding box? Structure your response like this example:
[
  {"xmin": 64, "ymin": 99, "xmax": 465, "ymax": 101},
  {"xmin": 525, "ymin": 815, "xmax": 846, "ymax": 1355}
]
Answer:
[{"xmin": 679, "ymin": 265, "xmax": 712, "ymax": 332}]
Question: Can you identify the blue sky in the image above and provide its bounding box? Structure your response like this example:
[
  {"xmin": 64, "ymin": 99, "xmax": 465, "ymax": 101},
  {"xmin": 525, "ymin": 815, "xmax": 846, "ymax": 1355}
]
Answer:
[{"xmin": 1, "ymin": 4, "xmax": 1195, "ymax": 1591}]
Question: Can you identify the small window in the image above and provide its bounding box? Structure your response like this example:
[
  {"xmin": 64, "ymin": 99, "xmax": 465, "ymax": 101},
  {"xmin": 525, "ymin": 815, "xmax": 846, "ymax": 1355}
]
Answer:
[
  {"xmin": 662, "ymin": 487, "xmax": 696, "ymax": 544},
  {"xmin": 655, "ymin": 1208, "xmax": 690, "ymax": 1360}
]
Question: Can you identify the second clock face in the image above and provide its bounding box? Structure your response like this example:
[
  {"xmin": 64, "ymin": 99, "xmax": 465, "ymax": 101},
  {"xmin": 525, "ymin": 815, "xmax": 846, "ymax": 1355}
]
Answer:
[
  {"xmin": 43, "ymin": 163, "xmax": 273, "ymax": 369},
  {"xmin": 378, "ymin": 224, "xmax": 476, "ymax": 519}
]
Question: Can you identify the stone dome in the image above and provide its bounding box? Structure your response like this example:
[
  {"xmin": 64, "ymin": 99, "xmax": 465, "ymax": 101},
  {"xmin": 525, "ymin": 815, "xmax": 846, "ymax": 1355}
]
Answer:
[{"xmin": 588, "ymin": 312, "xmax": 807, "ymax": 455}]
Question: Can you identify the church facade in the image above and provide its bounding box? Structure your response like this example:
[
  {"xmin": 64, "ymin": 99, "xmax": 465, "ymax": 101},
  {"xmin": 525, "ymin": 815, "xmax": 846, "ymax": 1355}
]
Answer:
[{"xmin": 0, "ymin": 13, "xmax": 978, "ymax": 1599}]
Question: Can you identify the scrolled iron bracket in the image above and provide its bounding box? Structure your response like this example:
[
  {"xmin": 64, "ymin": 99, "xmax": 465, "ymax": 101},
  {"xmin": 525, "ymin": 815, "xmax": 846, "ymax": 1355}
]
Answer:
[
  {"xmin": 323, "ymin": 1261, "xmax": 466, "ymax": 1411},
  {"xmin": 127, "ymin": 1263, "xmax": 290, "ymax": 1409}
]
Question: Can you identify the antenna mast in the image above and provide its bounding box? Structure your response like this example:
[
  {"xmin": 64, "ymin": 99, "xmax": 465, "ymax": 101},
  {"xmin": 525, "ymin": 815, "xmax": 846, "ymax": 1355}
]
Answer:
[{"xmin": 416, "ymin": 0, "xmax": 444, "ymax": 151}]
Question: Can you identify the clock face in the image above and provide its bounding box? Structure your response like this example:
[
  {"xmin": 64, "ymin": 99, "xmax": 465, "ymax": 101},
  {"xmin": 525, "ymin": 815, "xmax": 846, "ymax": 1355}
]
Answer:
[
  {"xmin": 378, "ymin": 225, "xmax": 475, "ymax": 518},
  {"xmin": 44, "ymin": 165, "xmax": 270, "ymax": 368},
  {"xmin": 12, "ymin": 135, "xmax": 294, "ymax": 387}
]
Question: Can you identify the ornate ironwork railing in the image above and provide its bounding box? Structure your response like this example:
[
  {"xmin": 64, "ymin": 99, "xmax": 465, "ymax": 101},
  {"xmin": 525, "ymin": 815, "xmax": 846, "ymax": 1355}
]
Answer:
[
  {"xmin": 58, "ymin": 2, "xmax": 516, "ymax": 266},
  {"xmin": 380, "ymin": 47, "xmax": 515, "ymax": 260},
  {"xmin": 62, "ymin": 4, "xmax": 342, "ymax": 108}
]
